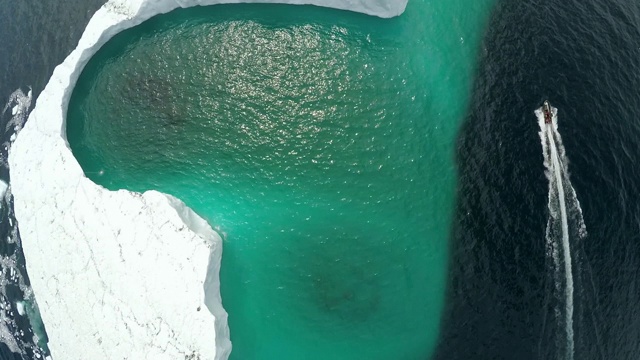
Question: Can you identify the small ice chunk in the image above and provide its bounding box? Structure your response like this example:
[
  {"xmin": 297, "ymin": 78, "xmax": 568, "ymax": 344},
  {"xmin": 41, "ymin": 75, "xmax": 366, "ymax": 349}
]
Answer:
[
  {"xmin": 0, "ymin": 180, "xmax": 7, "ymax": 198},
  {"xmin": 0, "ymin": 180, "xmax": 8, "ymax": 209},
  {"xmin": 11, "ymin": 105, "xmax": 18, "ymax": 116},
  {"xmin": 16, "ymin": 301, "xmax": 25, "ymax": 316}
]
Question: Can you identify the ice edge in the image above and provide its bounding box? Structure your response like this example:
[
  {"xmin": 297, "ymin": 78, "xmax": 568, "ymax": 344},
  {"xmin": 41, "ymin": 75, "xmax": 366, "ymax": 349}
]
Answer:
[{"xmin": 8, "ymin": 0, "xmax": 406, "ymax": 359}]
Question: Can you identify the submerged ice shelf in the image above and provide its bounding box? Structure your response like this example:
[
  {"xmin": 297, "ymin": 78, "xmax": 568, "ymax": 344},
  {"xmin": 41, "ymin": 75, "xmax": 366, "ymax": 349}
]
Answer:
[{"xmin": 7, "ymin": 0, "xmax": 407, "ymax": 359}]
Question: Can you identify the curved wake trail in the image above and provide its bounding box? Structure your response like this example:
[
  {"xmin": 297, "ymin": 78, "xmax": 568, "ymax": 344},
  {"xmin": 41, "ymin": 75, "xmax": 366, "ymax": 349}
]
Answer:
[{"xmin": 536, "ymin": 104, "xmax": 586, "ymax": 360}]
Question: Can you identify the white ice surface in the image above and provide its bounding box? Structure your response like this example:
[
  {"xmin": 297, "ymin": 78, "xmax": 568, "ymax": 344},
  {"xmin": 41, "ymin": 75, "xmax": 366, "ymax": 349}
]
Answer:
[
  {"xmin": 7, "ymin": 0, "xmax": 406, "ymax": 359},
  {"xmin": 15, "ymin": 301, "xmax": 25, "ymax": 316}
]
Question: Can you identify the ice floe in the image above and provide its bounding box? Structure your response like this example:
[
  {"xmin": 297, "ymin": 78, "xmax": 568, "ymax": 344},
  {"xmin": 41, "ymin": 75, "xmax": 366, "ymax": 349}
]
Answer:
[{"xmin": 7, "ymin": 0, "xmax": 406, "ymax": 359}]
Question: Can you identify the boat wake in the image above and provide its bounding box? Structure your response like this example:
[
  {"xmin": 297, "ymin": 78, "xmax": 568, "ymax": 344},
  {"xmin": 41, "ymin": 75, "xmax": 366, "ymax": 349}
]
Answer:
[{"xmin": 536, "ymin": 103, "xmax": 587, "ymax": 360}]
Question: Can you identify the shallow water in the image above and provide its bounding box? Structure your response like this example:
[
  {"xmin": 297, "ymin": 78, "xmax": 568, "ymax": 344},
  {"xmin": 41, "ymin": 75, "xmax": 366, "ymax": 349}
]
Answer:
[{"xmin": 66, "ymin": 2, "xmax": 494, "ymax": 359}]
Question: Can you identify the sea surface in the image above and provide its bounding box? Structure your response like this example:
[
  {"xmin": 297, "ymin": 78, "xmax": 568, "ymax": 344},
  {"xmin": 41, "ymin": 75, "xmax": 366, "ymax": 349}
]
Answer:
[
  {"xmin": 66, "ymin": 2, "xmax": 493, "ymax": 359},
  {"xmin": 2, "ymin": 0, "xmax": 640, "ymax": 359}
]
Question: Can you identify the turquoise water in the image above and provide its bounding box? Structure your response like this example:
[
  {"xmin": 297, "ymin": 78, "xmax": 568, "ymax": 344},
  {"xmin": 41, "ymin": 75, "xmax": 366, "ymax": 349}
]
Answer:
[{"xmin": 66, "ymin": 2, "xmax": 494, "ymax": 359}]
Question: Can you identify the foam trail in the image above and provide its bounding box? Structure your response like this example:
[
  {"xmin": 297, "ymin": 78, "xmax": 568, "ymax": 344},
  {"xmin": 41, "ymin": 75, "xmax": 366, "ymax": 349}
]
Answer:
[
  {"xmin": 549, "ymin": 124, "xmax": 574, "ymax": 359},
  {"xmin": 536, "ymin": 104, "xmax": 587, "ymax": 360}
]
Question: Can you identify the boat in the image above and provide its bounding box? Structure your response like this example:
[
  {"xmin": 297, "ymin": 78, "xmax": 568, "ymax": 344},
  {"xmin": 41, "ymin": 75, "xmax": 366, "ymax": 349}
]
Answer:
[{"xmin": 543, "ymin": 100, "xmax": 552, "ymax": 124}]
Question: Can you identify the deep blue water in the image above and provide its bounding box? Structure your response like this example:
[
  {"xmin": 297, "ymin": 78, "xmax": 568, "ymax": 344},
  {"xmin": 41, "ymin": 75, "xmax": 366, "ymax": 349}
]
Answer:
[
  {"xmin": 434, "ymin": 0, "xmax": 640, "ymax": 359},
  {"xmin": 3, "ymin": 0, "xmax": 640, "ymax": 359}
]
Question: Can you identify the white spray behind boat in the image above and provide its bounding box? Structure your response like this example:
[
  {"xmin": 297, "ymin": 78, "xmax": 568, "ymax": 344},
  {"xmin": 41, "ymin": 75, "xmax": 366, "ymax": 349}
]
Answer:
[{"xmin": 536, "ymin": 101, "xmax": 587, "ymax": 360}]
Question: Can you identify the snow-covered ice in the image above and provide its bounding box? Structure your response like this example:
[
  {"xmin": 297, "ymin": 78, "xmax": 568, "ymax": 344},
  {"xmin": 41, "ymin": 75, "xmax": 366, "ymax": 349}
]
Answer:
[
  {"xmin": 15, "ymin": 301, "xmax": 25, "ymax": 316},
  {"xmin": 7, "ymin": 0, "xmax": 406, "ymax": 359}
]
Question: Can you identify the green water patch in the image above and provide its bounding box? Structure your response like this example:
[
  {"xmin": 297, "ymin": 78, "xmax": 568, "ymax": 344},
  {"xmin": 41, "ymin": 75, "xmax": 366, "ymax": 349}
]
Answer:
[{"xmin": 66, "ymin": 2, "xmax": 494, "ymax": 359}]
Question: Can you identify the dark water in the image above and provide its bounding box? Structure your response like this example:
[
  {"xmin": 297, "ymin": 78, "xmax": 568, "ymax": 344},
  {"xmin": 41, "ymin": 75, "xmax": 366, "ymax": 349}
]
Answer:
[
  {"xmin": 3, "ymin": 0, "xmax": 640, "ymax": 359},
  {"xmin": 434, "ymin": 0, "xmax": 640, "ymax": 359}
]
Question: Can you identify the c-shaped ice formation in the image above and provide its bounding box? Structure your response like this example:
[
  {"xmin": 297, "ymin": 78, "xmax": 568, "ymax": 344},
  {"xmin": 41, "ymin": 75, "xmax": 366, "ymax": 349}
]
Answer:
[{"xmin": 7, "ymin": 0, "xmax": 407, "ymax": 359}]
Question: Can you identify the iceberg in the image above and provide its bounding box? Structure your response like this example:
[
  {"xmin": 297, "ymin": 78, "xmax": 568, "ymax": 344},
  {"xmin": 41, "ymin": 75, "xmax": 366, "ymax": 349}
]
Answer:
[{"xmin": 7, "ymin": 0, "xmax": 407, "ymax": 359}]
